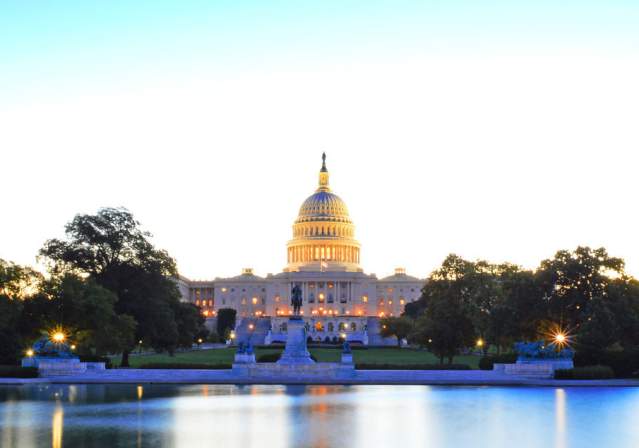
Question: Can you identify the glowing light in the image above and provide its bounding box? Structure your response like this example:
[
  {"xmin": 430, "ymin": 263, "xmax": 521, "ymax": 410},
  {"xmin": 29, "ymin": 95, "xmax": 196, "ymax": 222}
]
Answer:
[
  {"xmin": 50, "ymin": 330, "xmax": 66, "ymax": 344},
  {"xmin": 476, "ymin": 338, "xmax": 484, "ymax": 348},
  {"xmin": 26, "ymin": 349, "xmax": 34, "ymax": 357},
  {"xmin": 139, "ymin": 340, "xmax": 143, "ymax": 345},
  {"xmin": 70, "ymin": 344, "xmax": 76, "ymax": 350},
  {"xmin": 248, "ymin": 324, "xmax": 255, "ymax": 331},
  {"xmin": 340, "ymin": 333, "xmax": 346, "ymax": 339},
  {"xmin": 197, "ymin": 338, "xmax": 203, "ymax": 344},
  {"xmin": 543, "ymin": 324, "xmax": 573, "ymax": 350}
]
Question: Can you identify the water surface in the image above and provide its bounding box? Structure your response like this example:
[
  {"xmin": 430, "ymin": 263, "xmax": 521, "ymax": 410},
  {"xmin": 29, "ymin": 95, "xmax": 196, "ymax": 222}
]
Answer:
[{"xmin": 1, "ymin": 384, "xmax": 637, "ymax": 447}]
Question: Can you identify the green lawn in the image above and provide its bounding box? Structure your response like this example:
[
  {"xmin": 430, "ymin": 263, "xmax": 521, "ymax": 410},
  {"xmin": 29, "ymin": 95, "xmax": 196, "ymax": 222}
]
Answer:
[{"xmin": 116, "ymin": 347, "xmax": 480, "ymax": 369}]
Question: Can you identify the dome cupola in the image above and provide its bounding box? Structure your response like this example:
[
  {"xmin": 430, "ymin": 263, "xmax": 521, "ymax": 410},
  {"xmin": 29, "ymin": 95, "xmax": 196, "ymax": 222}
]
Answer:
[{"xmin": 286, "ymin": 154, "xmax": 361, "ymax": 272}]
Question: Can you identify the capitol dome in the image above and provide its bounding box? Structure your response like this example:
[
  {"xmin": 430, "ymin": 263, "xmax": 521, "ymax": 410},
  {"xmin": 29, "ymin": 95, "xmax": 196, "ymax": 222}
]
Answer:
[
  {"xmin": 286, "ymin": 154, "xmax": 361, "ymax": 272},
  {"xmin": 296, "ymin": 191, "xmax": 351, "ymax": 224}
]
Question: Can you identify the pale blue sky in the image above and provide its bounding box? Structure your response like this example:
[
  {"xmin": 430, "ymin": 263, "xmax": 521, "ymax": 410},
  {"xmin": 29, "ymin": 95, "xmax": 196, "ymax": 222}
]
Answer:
[{"xmin": 1, "ymin": 1, "xmax": 638, "ymax": 279}]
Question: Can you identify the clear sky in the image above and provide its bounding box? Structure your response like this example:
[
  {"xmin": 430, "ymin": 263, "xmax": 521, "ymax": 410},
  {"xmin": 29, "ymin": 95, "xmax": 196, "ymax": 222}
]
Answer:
[{"xmin": 1, "ymin": 1, "xmax": 638, "ymax": 279}]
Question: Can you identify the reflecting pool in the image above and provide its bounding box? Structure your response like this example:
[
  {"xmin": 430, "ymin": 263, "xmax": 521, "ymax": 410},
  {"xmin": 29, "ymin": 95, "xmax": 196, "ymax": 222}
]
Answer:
[{"xmin": 1, "ymin": 384, "xmax": 638, "ymax": 448}]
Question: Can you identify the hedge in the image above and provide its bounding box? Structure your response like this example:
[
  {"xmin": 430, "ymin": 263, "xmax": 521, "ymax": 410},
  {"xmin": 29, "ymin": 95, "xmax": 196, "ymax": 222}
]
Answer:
[
  {"xmin": 478, "ymin": 354, "xmax": 518, "ymax": 370},
  {"xmin": 554, "ymin": 365, "xmax": 615, "ymax": 380},
  {"xmin": 137, "ymin": 363, "xmax": 231, "ymax": 369},
  {"xmin": 356, "ymin": 363, "xmax": 471, "ymax": 370},
  {"xmin": 574, "ymin": 349, "xmax": 639, "ymax": 378},
  {"xmin": 0, "ymin": 366, "xmax": 39, "ymax": 378}
]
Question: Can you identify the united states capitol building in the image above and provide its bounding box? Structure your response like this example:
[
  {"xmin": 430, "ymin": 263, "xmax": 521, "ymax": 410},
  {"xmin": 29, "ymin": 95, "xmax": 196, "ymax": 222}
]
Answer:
[{"xmin": 177, "ymin": 155, "xmax": 424, "ymax": 345}]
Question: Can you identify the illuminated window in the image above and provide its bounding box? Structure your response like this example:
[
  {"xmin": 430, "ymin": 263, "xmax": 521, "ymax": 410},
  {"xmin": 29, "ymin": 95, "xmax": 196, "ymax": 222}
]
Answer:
[
  {"xmin": 252, "ymin": 297, "xmax": 258, "ymax": 305},
  {"xmin": 362, "ymin": 296, "xmax": 368, "ymax": 303},
  {"xmin": 221, "ymin": 287, "xmax": 227, "ymax": 293}
]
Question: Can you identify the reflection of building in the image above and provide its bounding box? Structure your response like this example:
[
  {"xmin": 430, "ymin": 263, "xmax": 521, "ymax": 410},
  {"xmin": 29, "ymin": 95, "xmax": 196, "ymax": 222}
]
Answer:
[{"xmin": 178, "ymin": 154, "xmax": 424, "ymax": 344}]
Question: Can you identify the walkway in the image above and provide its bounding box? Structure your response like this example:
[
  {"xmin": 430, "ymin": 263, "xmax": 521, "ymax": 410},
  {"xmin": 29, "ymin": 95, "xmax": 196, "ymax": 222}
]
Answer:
[{"xmin": 2, "ymin": 369, "xmax": 638, "ymax": 387}]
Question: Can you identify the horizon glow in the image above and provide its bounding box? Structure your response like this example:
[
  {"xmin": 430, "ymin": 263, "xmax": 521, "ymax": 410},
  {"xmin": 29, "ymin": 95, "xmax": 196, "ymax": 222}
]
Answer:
[{"xmin": 1, "ymin": 1, "xmax": 638, "ymax": 279}]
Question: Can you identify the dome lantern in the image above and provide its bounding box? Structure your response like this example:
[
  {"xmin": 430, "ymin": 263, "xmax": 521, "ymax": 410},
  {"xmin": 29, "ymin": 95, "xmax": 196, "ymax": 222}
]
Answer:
[{"xmin": 285, "ymin": 154, "xmax": 361, "ymax": 272}]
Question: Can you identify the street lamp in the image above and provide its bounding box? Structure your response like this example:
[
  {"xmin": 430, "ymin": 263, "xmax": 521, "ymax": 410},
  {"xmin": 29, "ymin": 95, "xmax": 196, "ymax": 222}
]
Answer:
[{"xmin": 26, "ymin": 349, "xmax": 34, "ymax": 357}]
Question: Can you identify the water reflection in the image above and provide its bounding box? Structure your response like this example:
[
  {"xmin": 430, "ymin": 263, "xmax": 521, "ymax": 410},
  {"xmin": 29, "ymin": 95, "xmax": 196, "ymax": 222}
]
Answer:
[
  {"xmin": 51, "ymin": 404, "xmax": 63, "ymax": 448},
  {"xmin": 555, "ymin": 388, "xmax": 567, "ymax": 448},
  {"xmin": 0, "ymin": 385, "xmax": 638, "ymax": 448}
]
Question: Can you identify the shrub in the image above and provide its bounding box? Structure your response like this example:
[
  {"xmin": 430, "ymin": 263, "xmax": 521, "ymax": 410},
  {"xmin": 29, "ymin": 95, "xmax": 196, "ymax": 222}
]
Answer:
[
  {"xmin": 137, "ymin": 363, "xmax": 231, "ymax": 369},
  {"xmin": 554, "ymin": 365, "xmax": 615, "ymax": 380},
  {"xmin": 479, "ymin": 354, "xmax": 518, "ymax": 370},
  {"xmin": 574, "ymin": 348, "xmax": 639, "ymax": 378},
  {"xmin": 356, "ymin": 363, "xmax": 471, "ymax": 370},
  {"xmin": 0, "ymin": 366, "xmax": 39, "ymax": 378}
]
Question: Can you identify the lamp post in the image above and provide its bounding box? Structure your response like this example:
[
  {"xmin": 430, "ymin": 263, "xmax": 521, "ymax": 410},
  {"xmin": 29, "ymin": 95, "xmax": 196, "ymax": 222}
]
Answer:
[
  {"xmin": 476, "ymin": 338, "xmax": 484, "ymax": 355},
  {"xmin": 138, "ymin": 339, "xmax": 143, "ymax": 355}
]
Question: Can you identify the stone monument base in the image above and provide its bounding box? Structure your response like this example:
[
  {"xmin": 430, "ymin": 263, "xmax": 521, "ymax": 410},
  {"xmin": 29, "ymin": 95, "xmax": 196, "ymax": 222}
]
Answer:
[
  {"xmin": 277, "ymin": 317, "xmax": 314, "ymax": 365},
  {"xmin": 232, "ymin": 362, "xmax": 355, "ymax": 379}
]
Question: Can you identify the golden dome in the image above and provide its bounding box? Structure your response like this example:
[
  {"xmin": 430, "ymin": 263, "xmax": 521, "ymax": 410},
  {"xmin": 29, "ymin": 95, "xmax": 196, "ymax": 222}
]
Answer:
[
  {"xmin": 286, "ymin": 153, "xmax": 361, "ymax": 272},
  {"xmin": 296, "ymin": 191, "xmax": 351, "ymax": 224}
]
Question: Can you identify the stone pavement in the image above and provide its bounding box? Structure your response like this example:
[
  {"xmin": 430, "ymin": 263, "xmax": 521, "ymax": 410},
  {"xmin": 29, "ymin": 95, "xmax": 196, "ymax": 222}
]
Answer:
[{"xmin": 1, "ymin": 368, "xmax": 638, "ymax": 387}]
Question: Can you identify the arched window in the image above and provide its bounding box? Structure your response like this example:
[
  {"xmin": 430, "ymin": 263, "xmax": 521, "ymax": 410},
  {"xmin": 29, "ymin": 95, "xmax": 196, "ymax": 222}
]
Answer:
[
  {"xmin": 280, "ymin": 322, "xmax": 288, "ymax": 332},
  {"xmin": 315, "ymin": 322, "xmax": 324, "ymax": 332},
  {"xmin": 350, "ymin": 322, "xmax": 357, "ymax": 331},
  {"xmin": 328, "ymin": 322, "xmax": 334, "ymax": 332},
  {"xmin": 338, "ymin": 322, "xmax": 346, "ymax": 331}
]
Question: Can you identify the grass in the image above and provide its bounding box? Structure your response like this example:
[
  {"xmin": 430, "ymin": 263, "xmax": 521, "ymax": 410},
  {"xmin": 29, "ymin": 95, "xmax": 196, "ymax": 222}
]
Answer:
[{"xmin": 115, "ymin": 347, "xmax": 480, "ymax": 369}]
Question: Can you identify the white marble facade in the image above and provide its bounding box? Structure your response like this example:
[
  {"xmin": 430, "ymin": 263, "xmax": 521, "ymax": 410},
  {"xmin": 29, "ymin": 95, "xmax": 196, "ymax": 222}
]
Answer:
[{"xmin": 178, "ymin": 155, "xmax": 424, "ymax": 344}]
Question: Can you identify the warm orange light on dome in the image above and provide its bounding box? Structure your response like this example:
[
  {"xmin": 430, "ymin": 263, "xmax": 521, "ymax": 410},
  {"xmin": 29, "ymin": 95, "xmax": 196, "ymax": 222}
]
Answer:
[{"xmin": 287, "ymin": 154, "xmax": 361, "ymax": 270}]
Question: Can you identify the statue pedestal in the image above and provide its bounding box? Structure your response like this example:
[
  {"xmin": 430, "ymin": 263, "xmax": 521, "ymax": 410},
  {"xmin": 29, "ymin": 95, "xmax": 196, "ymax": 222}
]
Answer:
[{"xmin": 277, "ymin": 317, "xmax": 315, "ymax": 365}]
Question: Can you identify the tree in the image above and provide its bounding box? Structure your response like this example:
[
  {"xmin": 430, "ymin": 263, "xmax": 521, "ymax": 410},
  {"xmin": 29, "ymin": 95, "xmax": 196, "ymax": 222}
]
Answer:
[
  {"xmin": 379, "ymin": 316, "xmax": 413, "ymax": 347},
  {"xmin": 217, "ymin": 308, "xmax": 237, "ymax": 341},
  {"xmin": 0, "ymin": 259, "xmax": 43, "ymax": 364},
  {"xmin": 411, "ymin": 303, "xmax": 475, "ymax": 364},
  {"xmin": 487, "ymin": 268, "xmax": 544, "ymax": 353},
  {"xmin": 18, "ymin": 274, "xmax": 137, "ymax": 356},
  {"xmin": 174, "ymin": 302, "xmax": 208, "ymax": 348},
  {"xmin": 409, "ymin": 256, "xmax": 477, "ymax": 363},
  {"xmin": 536, "ymin": 246, "xmax": 625, "ymax": 329},
  {"xmin": 39, "ymin": 207, "xmax": 185, "ymax": 366}
]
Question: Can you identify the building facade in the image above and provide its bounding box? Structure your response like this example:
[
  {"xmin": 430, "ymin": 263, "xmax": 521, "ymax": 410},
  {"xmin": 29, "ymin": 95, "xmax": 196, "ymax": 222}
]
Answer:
[{"xmin": 179, "ymin": 154, "xmax": 424, "ymax": 344}]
